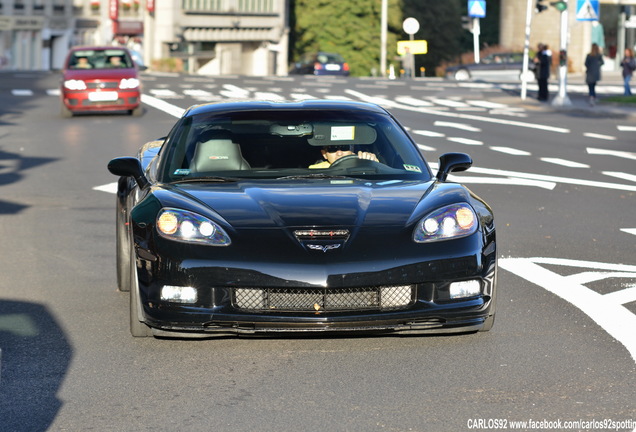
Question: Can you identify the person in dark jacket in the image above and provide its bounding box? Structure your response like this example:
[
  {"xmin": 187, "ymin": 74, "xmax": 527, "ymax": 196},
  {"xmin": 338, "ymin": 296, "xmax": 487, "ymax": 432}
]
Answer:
[
  {"xmin": 585, "ymin": 43, "xmax": 604, "ymax": 106},
  {"xmin": 620, "ymin": 48, "xmax": 636, "ymax": 96},
  {"xmin": 533, "ymin": 43, "xmax": 552, "ymax": 101}
]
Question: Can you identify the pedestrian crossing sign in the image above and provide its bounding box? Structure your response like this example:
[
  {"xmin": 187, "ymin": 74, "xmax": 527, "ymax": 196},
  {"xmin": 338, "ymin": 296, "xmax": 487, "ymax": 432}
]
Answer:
[
  {"xmin": 576, "ymin": 0, "xmax": 599, "ymax": 21},
  {"xmin": 468, "ymin": 0, "xmax": 486, "ymax": 18}
]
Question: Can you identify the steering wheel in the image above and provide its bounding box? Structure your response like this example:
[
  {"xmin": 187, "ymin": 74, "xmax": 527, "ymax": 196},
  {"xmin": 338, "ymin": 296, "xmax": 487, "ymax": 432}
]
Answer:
[{"xmin": 329, "ymin": 154, "xmax": 361, "ymax": 168}]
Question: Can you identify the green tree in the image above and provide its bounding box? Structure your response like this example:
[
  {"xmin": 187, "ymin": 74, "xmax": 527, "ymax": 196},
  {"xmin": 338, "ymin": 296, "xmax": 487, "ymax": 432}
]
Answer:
[
  {"xmin": 290, "ymin": 0, "xmax": 404, "ymax": 77},
  {"xmin": 401, "ymin": 0, "xmax": 463, "ymax": 76}
]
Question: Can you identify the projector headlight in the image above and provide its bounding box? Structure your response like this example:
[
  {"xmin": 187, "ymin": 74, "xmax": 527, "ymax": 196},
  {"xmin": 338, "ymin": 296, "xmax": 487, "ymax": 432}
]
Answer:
[
  {"xmin": 156, "ymin": 208, "xmax": 231, "ymax": 246},
  {"xmin": 413, "ymin": 203, "xmax": 477, "ymax": 243}
]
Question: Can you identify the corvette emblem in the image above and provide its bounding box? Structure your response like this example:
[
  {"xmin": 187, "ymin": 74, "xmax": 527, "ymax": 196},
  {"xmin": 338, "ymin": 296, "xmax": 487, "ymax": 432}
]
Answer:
[{"xmin": 307, "ymin": 244, "xmax": 341, "ymax": 253}]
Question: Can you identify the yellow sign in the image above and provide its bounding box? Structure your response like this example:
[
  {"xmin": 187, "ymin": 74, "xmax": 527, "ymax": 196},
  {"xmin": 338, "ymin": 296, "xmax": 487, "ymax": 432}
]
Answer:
[{"xmin": 397, "ymin": 40, "xmax": 428, "ymax": 55}]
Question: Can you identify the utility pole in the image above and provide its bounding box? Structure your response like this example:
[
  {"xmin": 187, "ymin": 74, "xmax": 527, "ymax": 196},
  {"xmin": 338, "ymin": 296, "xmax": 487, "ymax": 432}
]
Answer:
[
  {"xmin": 521, "ymin": 0, "xmax": 534, "ymax": 100},
  {"xmin": 551, "ymin": 0, "xmax": 572, "ymax": 106},
  {"xmin": 381, "ymin": 0, "xmax": 387, "ymax": 78}
]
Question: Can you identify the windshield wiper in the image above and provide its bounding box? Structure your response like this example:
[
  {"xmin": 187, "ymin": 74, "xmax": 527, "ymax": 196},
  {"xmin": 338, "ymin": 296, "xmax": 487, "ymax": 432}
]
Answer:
[
  {"xmin": 276, "ymin": 174, "xmax": 353, "ymax": 180},
  {"xmin": 172, "ymin": 176, "xmax": 238, "ymax": 184}
]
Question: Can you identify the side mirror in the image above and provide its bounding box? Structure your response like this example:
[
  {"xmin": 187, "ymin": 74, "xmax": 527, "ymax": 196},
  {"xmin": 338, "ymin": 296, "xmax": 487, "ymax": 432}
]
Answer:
[
  {"xmin": 436, "ymin": 152, "xmax": 472, "ymax": 182},
  {"xmin": 108, "ymin": 157, "xmax": 149, "ymax": 189}
]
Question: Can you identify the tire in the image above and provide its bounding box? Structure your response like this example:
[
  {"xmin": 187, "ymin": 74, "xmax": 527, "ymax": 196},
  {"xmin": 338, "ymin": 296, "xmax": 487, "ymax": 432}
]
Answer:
[
  {"xmin": 60, "ymin": 101, "xmax": 73, "ymax": 118},
  {"xmin": 115, "ymin": 193, "xmax": 131, "ymax": 292},
  {"xmin": 130, "ymin": 105, "xmax": 144, "ymax": 117},
  {"xmin": 454, "ymin": 69, "xmax": 471, "ymax": 81},
  {"xmin": 130, "ymin": 259, "xmax": 152, "ymax": 337}
]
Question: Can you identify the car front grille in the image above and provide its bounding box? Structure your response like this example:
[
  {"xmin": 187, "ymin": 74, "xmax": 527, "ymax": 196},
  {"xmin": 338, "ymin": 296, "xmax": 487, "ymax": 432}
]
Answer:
[
  {"xmin": 233, "ymin": 285, "xmax": 415, "ymax": 312},
  {"xmin": 87, "ymin": 82, "xmax": 119, "ymax": 89}
]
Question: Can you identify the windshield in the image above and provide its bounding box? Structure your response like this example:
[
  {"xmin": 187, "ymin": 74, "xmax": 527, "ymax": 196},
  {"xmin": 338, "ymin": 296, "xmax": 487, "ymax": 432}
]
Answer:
[
  {"xmin": 158, "ymin": 108, "xmax": 431, "ymax": 183},
  {"xmin": 67, "ymin": 48, "xmax": 134, "ymax": 70}
]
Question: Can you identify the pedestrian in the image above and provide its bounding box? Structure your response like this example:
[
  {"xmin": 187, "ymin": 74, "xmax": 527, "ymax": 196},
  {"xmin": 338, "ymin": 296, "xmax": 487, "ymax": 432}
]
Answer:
[
  {"xmin": 584, "ymin": 43, "xmax": 604, "ymax": 106},
  {"xmin": 533, "ymin": 43, "xmax": 551, "ymax": 101},
  {"xmin": 401, "ymin": 47, "xmax": 414, "ymax": 78},
  {"xmin": 619, "ymin": 48, "xmax": 636, "ymax": 96}
]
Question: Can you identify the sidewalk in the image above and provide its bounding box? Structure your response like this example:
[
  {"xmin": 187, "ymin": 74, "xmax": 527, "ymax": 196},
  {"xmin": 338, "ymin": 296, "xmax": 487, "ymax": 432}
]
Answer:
[{"xmin": 503, "ymin": 70, "xmax": 636, "ymax": 119}]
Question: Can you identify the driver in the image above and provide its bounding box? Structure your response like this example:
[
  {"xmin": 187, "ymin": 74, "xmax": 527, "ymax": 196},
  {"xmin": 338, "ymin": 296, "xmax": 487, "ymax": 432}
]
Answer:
[{"xmin": 309, "ymin": 145, "xmax": 378, "ymax": 169}]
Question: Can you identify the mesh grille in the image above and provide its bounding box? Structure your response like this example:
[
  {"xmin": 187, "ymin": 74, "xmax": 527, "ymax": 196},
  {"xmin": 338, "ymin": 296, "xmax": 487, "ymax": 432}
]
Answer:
[{"xmin": 234, "ymin": 286, "xmax": 414, "ymax": 312}]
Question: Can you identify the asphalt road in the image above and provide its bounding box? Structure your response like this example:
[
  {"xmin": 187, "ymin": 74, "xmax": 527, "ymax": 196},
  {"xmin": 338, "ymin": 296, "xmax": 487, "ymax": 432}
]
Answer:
[{"xmin": 0, "ymin": 71, "xmax": 635, "ymax": 432}]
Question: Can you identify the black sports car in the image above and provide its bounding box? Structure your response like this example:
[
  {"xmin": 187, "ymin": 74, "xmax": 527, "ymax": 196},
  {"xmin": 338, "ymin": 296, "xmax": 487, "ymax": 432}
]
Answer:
[{"xmin": 108, "ymin": 100, "xmax": 497, "ymax": 338}]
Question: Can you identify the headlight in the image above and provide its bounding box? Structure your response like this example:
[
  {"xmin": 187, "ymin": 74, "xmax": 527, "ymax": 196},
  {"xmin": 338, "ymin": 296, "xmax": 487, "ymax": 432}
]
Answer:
[
  {"xmin": 63, "ymin": 79, "xmax": 87, "ymax": 90},
  {"xmin": 156, "ymin": 208, "xmax": 231, "ymax": 246},
  {"xmin": 413, "ymin": 203, "xmax": 477, "ymax": 243},
  {"xmin": 119, "ymin": 78, "xmax": 140, "ymax": 89}
]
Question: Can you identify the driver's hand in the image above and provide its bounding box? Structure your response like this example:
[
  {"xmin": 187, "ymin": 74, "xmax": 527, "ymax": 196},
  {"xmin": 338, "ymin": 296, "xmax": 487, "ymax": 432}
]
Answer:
[{"xmin": 357, "ymin": 151, "xmax": 379, "ymax": 162}]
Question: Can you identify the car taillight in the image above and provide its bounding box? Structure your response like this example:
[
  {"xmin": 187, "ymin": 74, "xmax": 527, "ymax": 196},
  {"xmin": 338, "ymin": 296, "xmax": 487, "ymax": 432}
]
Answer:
[
  {"xmin": 314, "ymin": 62, "xmax": 323, "ymax": 70},
  {"xmin": 343, "ymin": 63, "xmax": 350, "ymax": 71}
]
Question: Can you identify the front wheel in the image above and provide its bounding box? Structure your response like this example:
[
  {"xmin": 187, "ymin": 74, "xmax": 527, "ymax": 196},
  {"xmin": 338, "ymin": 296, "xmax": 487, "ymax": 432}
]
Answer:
[
  {"xmin": 116, "ymin": 191, "xmax": 131, "ymax": 292},
  {"xmin": 60, "ymin": 101, "xmax": 73, "ymax": 118},
  {"xmin": 130, "ymin": 262, "xmax": 152, "ymax": 337},
  {"xmin": 130, "ymin": 105, "xmax": 144, "ymax": 117}
]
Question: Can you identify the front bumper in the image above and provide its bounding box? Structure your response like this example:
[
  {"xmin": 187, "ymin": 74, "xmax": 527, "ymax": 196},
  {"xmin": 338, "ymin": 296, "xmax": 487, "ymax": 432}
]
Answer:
[
  {"xmin": 135, "ymin": 251, "xmax": 497, "ymax": 337},
  {"xmin": 61, "ymin": 89, "xmax": 140, "ymax": 113}
]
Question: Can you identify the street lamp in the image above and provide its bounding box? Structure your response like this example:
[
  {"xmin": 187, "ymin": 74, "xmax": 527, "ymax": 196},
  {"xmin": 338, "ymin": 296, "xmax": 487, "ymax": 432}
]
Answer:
[{"xmin": 552, "ymin": 0, "xmax": 572, "ymax": 106}]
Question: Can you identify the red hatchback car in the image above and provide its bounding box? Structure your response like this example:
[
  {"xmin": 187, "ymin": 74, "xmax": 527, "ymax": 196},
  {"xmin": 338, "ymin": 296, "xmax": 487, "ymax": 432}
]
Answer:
[{"xmin": 60, "ymin": 46, "xmax": 143, "ymax": 118}]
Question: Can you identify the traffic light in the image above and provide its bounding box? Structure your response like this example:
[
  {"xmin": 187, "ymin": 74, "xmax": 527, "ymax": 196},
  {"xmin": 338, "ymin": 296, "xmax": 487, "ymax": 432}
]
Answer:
[
  {"xmin": 550, "ymin": 1, "xmax": 567, "ymax": 12},
  {"xmin": 536, "ymin": 0, "xmax": 548, "ymax": 13}
]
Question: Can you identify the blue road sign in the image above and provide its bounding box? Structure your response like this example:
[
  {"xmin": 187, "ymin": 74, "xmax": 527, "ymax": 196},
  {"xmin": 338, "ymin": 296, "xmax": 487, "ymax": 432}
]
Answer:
[
  {"xmin": 576, "ymin": 0, "xmax": 600, "ymax": 21},
  {"xmin": 468, "ymin": 0, "xmax": 486, "ymax": 18}
]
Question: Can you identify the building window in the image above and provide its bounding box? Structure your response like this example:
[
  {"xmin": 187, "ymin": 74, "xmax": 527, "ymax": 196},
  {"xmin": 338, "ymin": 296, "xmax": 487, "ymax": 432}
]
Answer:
[
  {"xmin": 182, "ymin": 0, "xmax": 223, "ymax": 12},
  {"xmin": 182, "ymin": 0, "xmax": 274, "ymax": 13},
  {"xmin": 238, "ymin": 0, "xmax": 274, "ymax": 13}
]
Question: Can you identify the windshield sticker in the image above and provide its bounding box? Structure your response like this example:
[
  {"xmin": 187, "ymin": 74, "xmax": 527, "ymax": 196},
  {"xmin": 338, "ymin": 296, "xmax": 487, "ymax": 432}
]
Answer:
[
  {"xmin": 173, "ymin": 169, "xmax": 191, "ymax": 176},
  {"xmin": 403, "ymin": 164, "xmax": 422, "ymax": 172},
  {"xmin": 331, "ymin": 126, "xmax": 355, "ymax": 141}
]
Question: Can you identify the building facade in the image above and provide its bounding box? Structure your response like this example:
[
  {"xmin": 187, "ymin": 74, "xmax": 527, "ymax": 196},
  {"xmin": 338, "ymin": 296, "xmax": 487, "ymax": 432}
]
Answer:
[
  {"xmin": 0, "ymin": 0, "xmax": 289, "ymax": 76},
  {"xmin": 0, "ymin": 0, "xmax": 74, "ymax": 70}
]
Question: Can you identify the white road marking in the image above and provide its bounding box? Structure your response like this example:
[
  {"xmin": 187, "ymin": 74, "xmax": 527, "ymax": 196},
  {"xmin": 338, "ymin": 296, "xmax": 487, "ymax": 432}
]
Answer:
[
  {"xmin": 500, "ymin": 257, "xmax": 636, "ymax": 363},
  {"xmin": 183, "ymin": 89, "xmax": 214, "ymax": 98},
  {"xmin": 431, "ymin": 99, "xmax": 469, "ymax": 108},
  {"xmin": 583, "ymin": 132, "xmax": 616, "ymax": 140},
  {"xmin": 447, "ymin": 137, "xmax": 483, "ymax": 145},
  {"xmin": 254, "ymin": 92, "xmax": 285, "ymax": 101},
  {"xmin": 490, "ymin": 146, "xmax": 532, "ymax": 156},
  {"xmin": 621, "ymin": 228, "xmax": 636, "ymax": 236},
  {"xmin": 416, "ymin": 143, "xmax": 437, "ymax": 152},
  {"xmin": 12, "ymin": 89, "xmax": 33, "ymax": 96},
  {"xmin": 220, "ymin": 84, "xmax": 250, "ymax": 99},
  {"xmin": 617, "ymin": 125, "xmax": 636, "ymax": 132},
  {"xmin": 412, "ymin": 130, "xmax": 445, "ymax": 138},
  {"xmin": 434, "ymin": 121, "xmax": 481, "ymax": 132},
  {"xmin": 141, "ymin": 94, "xmax": 185, "ymax": 118},
  {"xmin": 602, "ymin": 171, "xmax": 636, "ymax": 183},
  {"xmin": 540, "ymin": 157, "xmax": 590, "ymax": 168},
  {"xmin": 291, "ymin": 93, "xmax": 317, "ymax": 100},
  {"xmin": 345, "ymin": 89, "xmax": 570, "ymax": 134},
  {"xmin": 587, "ymin": 147, "xmax": 636, "ymax": 161},
  {"xmin": 463, "ymin": 166, "xmax": 636, "ymax": 192},
  {"xmin": 148, "ymin": 88, "xmax": 181, "ymax": 99},
  {"xmin": 447, "ymin": 175, "xmax": 556, "ymax": 189},
  {"xmin": 465, "ymin": 100, "xmax": 507, "ymax": 109},
  {"xmin": 93, "ymin": 182, "xmax": 118, "ymax": 194},
  {"xmin": 395, "ymin": 96, "xmax": 434, "ymax": 107},
  {"xmin": 47, "ymin": 89, "xmax": 60, "ymax": 96}
]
